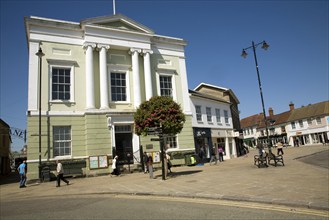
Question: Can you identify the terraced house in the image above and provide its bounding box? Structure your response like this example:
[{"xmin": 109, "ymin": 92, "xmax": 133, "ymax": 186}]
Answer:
[
  {"xmin": 241, "ymin": 101, "xmax": 329, "ymax": 148},
  {"xmin": 24, "ymin": 14, "xmax": 194, "ymax": 180}
]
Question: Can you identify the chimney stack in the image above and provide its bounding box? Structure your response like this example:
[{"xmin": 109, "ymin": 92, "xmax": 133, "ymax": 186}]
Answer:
[
  {"xmin": 268, "ymin": 107, "xmax": 274, "ymax": 116},
  {"xmin": 289, "ymin": 102, "xmax": 295, "ymax": 111}
]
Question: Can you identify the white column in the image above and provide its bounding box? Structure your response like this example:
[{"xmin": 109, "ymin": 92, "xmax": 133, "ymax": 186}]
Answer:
[
  {"xmin": 28, "ymin": 41, "xmax": 40, "ymax": 111},
  {"xmin": 130, "ymin": 48, "xmax": 142, "ymax": 108},
  {"xmin": 225, "ymin": 136, "xmax": 231, "ymax": 160},
  {"xmin": 98, "ymin": 44, "xmax": 110, "ymax": 109},
  {"xmin": 84, "ymin": 43, "xmax": 96, "ymax": 109},
  {"xmin": 179, "ymin": 57, "xmax": 192, "ymax": 115},
  {"xmin": 142, "ymin": 49, "xmax": 153, "ymax": 100},
  {"xmin": 309, "ymin": 134, "xmax": 313, "ymax": 144},
  {"xmin": 232, "ymin": 137, "xmax": 237, "ymax": 158}
]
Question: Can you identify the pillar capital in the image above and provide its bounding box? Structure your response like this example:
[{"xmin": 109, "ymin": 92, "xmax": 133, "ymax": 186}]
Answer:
[
  {"xmin": 141, "ymin": 49, "xmax": 153, "ymax": 55},
  {"xmin": 83, "ymin": 42, "xmax": 97, "ymax": 49},
  {"xmin": 129, "ymin": 48, "xmax": 142, "ymax": 55},
  {"xmin": 97, "ymin": 44, "xmax": 110, "ymax": 51}
]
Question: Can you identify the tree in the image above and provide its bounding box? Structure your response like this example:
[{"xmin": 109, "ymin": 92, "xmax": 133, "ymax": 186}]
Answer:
[{"xmin": 134, "ymin": 96, "xmax": 185, "ymax": 136}]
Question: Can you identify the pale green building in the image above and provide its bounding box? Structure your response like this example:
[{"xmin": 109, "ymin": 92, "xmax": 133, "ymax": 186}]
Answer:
[{"xmin": 24, "ymin": 14, "xmax": 194, "ymax": 181}]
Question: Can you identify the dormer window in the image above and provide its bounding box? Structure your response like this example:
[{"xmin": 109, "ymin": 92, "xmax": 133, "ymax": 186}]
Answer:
[{"xmin": 269, "ymin": 120, "xmax": 276, "ymax": 125}]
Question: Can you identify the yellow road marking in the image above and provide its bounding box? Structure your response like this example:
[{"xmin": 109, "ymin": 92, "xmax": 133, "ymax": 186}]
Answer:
[{"xmin": 114, "ymin": 194, "xmax": 329, "ymax": 218}]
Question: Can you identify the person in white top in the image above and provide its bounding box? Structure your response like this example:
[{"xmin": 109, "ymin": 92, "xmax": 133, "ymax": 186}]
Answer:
[
  {"xmin": 110, "ymin": 155, "xmax": 120, "ymax": 176},
  {"xmin": 56, "ymin": 160, "xmax": 69, "ymax": 187}
]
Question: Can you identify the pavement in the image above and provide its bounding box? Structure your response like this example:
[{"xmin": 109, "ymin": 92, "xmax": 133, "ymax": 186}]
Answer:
[{"xmin": 1, "ymin": 144, "xmax": 328, "ymax": 211}]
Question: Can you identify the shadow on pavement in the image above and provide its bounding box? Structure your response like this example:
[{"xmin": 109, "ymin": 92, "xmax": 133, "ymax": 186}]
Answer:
[
  {"xmin": 164, "ymin": 170, "xmax": 203, "ymax": 179},
  {"xmin": 0, "ymin": 171, "xmax": 19, "ymax": 185}
]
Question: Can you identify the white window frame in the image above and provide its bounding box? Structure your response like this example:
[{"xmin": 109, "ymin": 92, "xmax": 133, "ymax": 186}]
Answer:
[
  {"xmin": 316, "ymin": 117, "xmax": 322, "ymax": 124},
  {"xmin": 195, "ymin": 105, "xmax": 202, "ymax": 122},
  {"xmin": 291, "ymin": 122, "xmax": 296, "ymax": 129},
  {"xmin": 108, "ymin": 65, "xmax": 130, "ymax": 104},
  {"xmin": 206, "ymin": 107, "xmax": 212, "ymax": 123},
  {"xmin": 298, "ymin": 120, "xmax": 304, "ymax": 128},
  {"xmin": 224, "ymin": 110, "xmax": 229, "ymax": 124},
  {"xmin": 307, "ymin": 118, "xmax": 313, "ymax": 125},
  {"xmin": 53, "ymin": 126, "xmax": 72, "ymax": 158},
  {"xmin": 215, "ymin": 108, "xmax": 221, "ymax": 124},
  {"xmin": 156, "ymin": 71, "xmax": 177, "ymax": 101},
  {"xmin": 49, "ymin": 63, "xmax": 75, "ymax": 103},
  {"xmin": 165, "ymin": 136, "xmax": 177, "ymax": 149}
]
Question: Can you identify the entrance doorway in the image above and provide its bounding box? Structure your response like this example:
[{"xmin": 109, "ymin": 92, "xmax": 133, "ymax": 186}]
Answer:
[{"xmin": 114, "ymin": 125, "xmax": 133, "ymax": 165}]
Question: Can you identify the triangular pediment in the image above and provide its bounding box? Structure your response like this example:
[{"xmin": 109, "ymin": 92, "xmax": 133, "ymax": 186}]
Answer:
[{"xmin": 81, "ymin": 14, "xmax": 154, "ymax": 34}]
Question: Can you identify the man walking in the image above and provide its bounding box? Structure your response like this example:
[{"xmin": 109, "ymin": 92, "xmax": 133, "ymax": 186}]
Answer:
[
  {"xmin": 143, "ymin": 152, "xmax": 148, "ymax": 173},
  {"xmin": 56, "ymin": 160, "xmax": 69, "ymax": 187},
  {"xmin": 209, "ymin": 147, "xmax": 217, "ymax": 165},
  {"xmin": 17, "ymin": 160, "xmax": 27, "ymax": 188}
]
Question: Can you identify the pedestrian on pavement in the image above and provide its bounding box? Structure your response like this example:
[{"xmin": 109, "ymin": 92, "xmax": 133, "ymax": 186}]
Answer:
[
  {"xmin": 17, "ymin": 160, "xmax": 27, "ymax": 188},
  {"xmin": 243, "ymin": 146, "xmax": 249, "ymax": 157},
  {"xmin": 147, "ymin": 155, "xmax": 154, "ymax": 179},
  {"xmin": 218, "ymin": 146, "xmax": 224, "ymax": 162},
  {"xmin": 143, "ymin": 152, "xmax": 148, "ymax": 174},
  {"xmin": 56, "ymin": 160, "xmax": 69, "ymax": 187},
  {"xmin": 257, "ymin": 143, "xmax": 265, "ymax": 157},
  {"xmin": 166, "ymin": 153, "xmax": 172, "ymax": 173},
  {"xmin": 209, "ymin": 147, "xmax": 217, "ymax": 165},
  {"xmin": 111, "ymin": 155, "xmax": 120, "ymax": 176},
  {"xmin": 277, "ymin": 141, "xmax": 284, "ymax": 155}
]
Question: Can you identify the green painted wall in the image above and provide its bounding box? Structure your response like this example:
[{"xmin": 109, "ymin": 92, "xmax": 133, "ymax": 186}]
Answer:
[{"xmin": 26, "ymin": 113, "xmax": 112, "ymax": 180}]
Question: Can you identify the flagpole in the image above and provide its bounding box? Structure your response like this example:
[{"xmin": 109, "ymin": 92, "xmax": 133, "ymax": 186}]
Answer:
[{"xmin": 113, "ymin": 0, "xmax": 116, "ymax": 15}]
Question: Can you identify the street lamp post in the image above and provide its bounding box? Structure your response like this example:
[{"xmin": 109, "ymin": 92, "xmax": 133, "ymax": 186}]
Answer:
[
  {"xmin": 241, "ymin": 41, "xmax": 272, "ymax": 153},
  {"xmin": 36, "ymin": 47, "xmax": 45, "ymax": 180}
]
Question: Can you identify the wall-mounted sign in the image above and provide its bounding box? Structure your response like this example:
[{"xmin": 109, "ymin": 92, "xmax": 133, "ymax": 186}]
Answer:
[
  {"xmin": 89, "ymin": 155, "xmax": 108, "ymax": 169},
  {"xmin": 153, "ymin": 152, "xmax": 160, "ymax": 163},
  {"xmin": 146, "ymin": 144, "xmax": 153, "ymax": 149}
]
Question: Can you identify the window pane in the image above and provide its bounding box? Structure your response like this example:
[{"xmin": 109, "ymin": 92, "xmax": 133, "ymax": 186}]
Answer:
[
  {"xmin": 110, "ymin": 72, "xmax": 126, "ymax": 101},
  {"xmin": 53, "ymin": 126, "xmax": 71, "ymax": 157},
  {"xmin": 160, "ymin": 76, "xmax": 172, "ymax": 97},
  {"xmin": 52, "ymin": 67, "xmax": 71, "ymax": 101}
]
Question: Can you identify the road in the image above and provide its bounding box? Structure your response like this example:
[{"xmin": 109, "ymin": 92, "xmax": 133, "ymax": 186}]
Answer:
[{"xmin": 1, "ymin": 194, "xmax": 328, "ymax": 220}]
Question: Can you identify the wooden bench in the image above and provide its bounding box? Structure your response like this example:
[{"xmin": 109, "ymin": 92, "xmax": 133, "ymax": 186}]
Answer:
[
  {"xmin": 254, "ymin": 153, "xmax": 268, "ymax": 168},
  {"xmin": 267, "ymin": 152, "xmax": 284, "ymax": 167}
]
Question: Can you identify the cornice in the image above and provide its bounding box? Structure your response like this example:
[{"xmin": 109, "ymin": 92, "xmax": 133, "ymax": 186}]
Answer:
[
  {"xmin": 25, "ymin": 16, "xmax": 81, "ymax": 31},
  {"xmin": 152, "ymin": 35, "xmax": 187, "ymax": 46},
  {"xmin": 80, "ymin": 13, "xmax": 155, "ymax": 34}
]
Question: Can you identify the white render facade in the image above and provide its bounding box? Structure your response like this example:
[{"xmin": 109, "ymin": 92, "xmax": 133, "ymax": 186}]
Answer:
[
  {"xmin": 286, "ymin": 116, "xmax": 329, "ymax": 146},
  {"xmin": 189, "ymin": 89, "xmax": 237, "ymax": 161},
  {"xmin": 25, "ymin": 14, "xmax": 194, "ymax": 180}
]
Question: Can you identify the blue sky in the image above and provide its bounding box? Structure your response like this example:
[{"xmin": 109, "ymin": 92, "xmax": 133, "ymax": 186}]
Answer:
[{"xmin": 1, "ymin": 0, "xmax": 328, "ymax": 151}]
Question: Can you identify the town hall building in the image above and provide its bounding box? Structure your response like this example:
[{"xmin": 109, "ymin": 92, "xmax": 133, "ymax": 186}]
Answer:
[{"xmin": 25, "ymin": 14, "xmax": 194, "ymax": 180}]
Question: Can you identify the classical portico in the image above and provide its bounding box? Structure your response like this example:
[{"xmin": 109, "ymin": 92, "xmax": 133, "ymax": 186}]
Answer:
[{"xmin": 83, "ymin": 44, "xmax": 153, "ymax": 110}]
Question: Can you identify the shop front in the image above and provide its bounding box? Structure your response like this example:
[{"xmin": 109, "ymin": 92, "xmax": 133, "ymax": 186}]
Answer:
[
  {"xmin": 193, "ymin": 128, "xmax": 212, "ymax": 162},
  {"xmin": 211, "ymin": 129, "xmax": 237, "ymax": 160}
]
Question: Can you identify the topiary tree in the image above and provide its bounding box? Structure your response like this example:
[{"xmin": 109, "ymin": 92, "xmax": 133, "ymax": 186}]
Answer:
[{"xmin": 134, "ymin": 96, "xmax": 186, "ymax": 136}]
